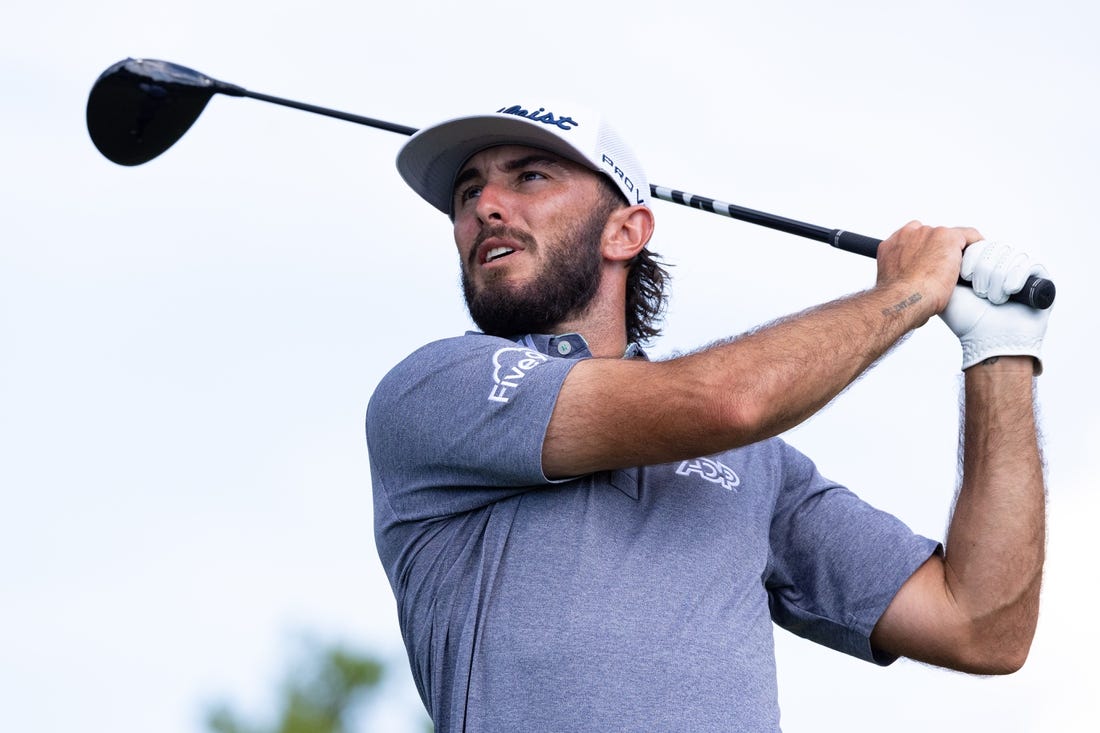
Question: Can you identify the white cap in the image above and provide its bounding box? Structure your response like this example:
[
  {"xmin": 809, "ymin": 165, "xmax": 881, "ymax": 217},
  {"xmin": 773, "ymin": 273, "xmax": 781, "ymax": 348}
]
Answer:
[{"xmin": 396, "ymin": 101, "xmax": 648, "ymax": 215}]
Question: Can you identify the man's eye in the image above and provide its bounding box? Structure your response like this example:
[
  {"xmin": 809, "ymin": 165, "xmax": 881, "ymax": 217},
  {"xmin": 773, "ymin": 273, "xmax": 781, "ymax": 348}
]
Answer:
[
  {"xmin": 520, "ymin": 171, "xmax": 545, "ymax": 182},
  {"xmin": 459, "ymin": 185, "xmax": 482, "ymax": 203}
]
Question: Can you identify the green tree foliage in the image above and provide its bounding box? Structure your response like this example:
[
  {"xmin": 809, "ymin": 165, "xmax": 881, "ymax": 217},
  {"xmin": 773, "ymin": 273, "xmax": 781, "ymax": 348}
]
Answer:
[{"xmin": 205, "ymin": 639, "xmax": 387, "ymax": 733}]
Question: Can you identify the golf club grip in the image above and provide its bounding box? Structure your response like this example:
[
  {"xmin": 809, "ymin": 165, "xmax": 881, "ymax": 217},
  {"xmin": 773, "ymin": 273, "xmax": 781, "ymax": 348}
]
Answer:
[{"xmin": 831, "ymin": 230, "xmax": 1055, "ymax": 309}]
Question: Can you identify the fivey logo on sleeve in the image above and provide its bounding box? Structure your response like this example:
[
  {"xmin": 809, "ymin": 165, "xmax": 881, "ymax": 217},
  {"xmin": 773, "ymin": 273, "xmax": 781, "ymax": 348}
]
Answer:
[{"xmin": 487, "ymin": 347, "xmax": 551, "ymax": 404}]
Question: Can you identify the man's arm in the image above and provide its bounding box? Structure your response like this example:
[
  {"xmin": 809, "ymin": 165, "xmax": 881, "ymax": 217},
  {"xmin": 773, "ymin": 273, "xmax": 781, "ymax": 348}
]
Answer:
[
  {"xmin": 543, "ymin": 222, "xmax": 974, "ymax": 478},
  {"xmin": 871, "ymin": 355, "xmax": 1044, "ymax": 673},
  {"xmin": 545, "ymin": 284, "xmax": 922, "ymax": 476}
]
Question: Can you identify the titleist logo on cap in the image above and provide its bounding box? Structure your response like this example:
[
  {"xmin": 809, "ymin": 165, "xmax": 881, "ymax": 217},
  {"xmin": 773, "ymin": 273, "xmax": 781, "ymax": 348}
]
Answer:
[{"xmin": 497, "ymin": 105, "xmax": 579, "ymax": 131}]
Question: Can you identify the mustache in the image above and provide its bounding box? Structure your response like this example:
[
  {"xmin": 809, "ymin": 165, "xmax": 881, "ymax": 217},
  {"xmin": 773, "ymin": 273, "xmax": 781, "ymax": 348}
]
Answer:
[{"xmin": 468, "ymin": 225, "xmax": 538, "ymax": 268}]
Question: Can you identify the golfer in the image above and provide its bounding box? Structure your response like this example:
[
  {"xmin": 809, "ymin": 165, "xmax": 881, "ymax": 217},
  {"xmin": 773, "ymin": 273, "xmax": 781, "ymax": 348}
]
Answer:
[{"xmin": 367, "ymin": 102, "xmax": 1050, "ymax": 731}]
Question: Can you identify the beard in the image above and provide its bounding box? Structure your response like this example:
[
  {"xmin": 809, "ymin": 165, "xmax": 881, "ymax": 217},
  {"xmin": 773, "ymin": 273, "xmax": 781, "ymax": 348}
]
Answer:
[{"xmin": 461, "ymin": 207, "xmax": 607, "ymax": 338}]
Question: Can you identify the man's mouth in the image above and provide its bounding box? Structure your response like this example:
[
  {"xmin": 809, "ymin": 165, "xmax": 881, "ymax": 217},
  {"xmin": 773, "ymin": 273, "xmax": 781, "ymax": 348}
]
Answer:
[
  {"xmin": 471, "ymin": 227, "xmax": 536, "ymax": 267},
  {"xmin": 476, "ymin": 239, "xmax": 524, "ymax": 266},
  {"xmin": 485, "ymin": 246, "xmax": 516, "ymax": 263}
]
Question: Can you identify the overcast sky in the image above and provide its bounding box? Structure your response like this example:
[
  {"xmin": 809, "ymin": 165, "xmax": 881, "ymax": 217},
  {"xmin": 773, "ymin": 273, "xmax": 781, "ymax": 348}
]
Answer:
[{"xmin": 2, "ymin": 1, "xmax": 1097, "ymax": 731}]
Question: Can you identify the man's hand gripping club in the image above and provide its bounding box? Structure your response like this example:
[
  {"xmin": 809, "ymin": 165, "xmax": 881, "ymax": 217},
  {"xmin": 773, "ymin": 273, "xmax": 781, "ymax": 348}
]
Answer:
[{"xmin": 939, "ymin": 240, "xmax": 1051, "ymax": 373}]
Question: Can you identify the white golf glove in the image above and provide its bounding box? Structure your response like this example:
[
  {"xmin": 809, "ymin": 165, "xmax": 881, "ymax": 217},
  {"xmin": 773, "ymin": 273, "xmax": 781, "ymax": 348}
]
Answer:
[{"xmin": 938, "ymin": 240, "xmax": 1051, "ymax": 374}]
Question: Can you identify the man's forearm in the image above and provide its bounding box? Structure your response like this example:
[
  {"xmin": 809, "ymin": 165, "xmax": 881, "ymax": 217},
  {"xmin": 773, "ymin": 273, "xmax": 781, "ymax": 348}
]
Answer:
[
  {"xmin": 684, "ymin": 282, "xmax": 930, "ymax": 445},
  {"xmin": 944, "ymin": 356, "xmax": 1045, "ymax": 670},
  {"xmin": 544, "ymin": 281, "xmax": 932, "ymax": 476}
]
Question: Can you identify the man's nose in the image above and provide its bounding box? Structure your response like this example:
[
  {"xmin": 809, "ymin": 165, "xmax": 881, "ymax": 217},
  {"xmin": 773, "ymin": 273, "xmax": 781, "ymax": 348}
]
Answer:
[{"xmin": 475, "ymin": 181, "xmax": 510, "ymax": 223}]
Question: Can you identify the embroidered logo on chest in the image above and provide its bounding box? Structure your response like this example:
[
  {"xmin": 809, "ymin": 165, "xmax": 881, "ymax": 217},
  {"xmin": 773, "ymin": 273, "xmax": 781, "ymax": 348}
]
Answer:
[{"xmin": 675, "ymin": 457, "xmax": 741, "ymax": 492}]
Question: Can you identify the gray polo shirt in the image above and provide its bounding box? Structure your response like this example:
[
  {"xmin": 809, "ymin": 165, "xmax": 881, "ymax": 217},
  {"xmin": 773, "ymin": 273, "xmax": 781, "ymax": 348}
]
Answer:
[{"xmin": 367, "ymin": 332, "xmax": 937, "ymax": 732}]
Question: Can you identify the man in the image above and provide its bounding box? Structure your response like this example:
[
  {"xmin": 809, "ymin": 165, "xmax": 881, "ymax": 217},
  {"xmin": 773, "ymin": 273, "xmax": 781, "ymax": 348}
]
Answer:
[{"xmin": 367, "ymin": 102, "xmax": 1050, "ymax": 731}]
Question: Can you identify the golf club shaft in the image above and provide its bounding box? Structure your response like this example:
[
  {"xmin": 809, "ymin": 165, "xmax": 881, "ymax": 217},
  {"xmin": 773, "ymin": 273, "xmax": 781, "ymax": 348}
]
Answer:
[
  {"xmin": 233, "ymin": 88, "xmax": 418, "ymax": 136},
  {"xmin": 220, "ymin": 89, "xmax": 1052, "ymax": 309},
  {"xmin": 649, "ymin": 185, "xmax": 878, "ymax": 256},
  {"xmin": 646, "ymin": 187, "xmax": 1054, "ymax": 308}
]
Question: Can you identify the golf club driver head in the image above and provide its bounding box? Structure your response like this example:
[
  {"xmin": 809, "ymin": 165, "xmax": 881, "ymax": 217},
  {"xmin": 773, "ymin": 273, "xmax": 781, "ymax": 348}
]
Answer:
[{"xmin": 86, "ymin": 58, "xmax": 236, "ymax": 166}]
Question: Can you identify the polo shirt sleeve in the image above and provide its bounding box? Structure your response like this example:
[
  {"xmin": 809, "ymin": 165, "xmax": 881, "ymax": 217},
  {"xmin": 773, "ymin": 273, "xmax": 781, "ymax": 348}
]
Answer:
[
  {"xmin": 765, "ymin": 440, "xmax": 940, "ymax": 665},
  {"xmin": 366, "ymin": 334, "xmax": 579, "ymax": 521}
]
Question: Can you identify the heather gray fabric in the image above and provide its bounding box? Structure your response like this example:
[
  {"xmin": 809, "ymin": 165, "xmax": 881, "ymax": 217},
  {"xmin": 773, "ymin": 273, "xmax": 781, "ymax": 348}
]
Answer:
[{"xmin": 367, "ymin": 332, "xmax": 938, "ymax": 732}]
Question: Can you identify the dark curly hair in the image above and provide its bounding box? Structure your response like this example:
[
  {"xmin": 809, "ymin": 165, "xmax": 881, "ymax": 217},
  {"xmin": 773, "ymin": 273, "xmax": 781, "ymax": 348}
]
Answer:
[{"xmin": 595, "ymin": 177, "xmax": 671, "ymax": 345}]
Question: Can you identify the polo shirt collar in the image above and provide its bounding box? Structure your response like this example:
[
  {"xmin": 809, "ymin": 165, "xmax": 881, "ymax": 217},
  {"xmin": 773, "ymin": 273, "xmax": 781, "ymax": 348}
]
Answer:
[{"xmin": 513, "ymin": 333, "xmax": 646, "ymax": 361}]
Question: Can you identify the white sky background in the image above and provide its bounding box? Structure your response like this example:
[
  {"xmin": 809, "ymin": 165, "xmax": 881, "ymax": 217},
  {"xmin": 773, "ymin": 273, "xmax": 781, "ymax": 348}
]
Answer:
[{"xmin": 1, "ymin": 1, "xmax": 1097, "ymax": 730}]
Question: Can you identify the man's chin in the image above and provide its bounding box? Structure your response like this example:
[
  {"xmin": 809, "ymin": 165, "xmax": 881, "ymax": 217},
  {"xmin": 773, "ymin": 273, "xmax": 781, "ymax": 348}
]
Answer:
[
  {"xmin": 462, "ymin": 232, "xmax": 603, "ymax": 337},
  {"xmin": 468, "ymin": 306, "xmax": 537, "ymax": 338}
]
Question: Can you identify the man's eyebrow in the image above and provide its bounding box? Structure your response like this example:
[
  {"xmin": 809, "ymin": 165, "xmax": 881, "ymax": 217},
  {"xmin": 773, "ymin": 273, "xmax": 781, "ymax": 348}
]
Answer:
[
  {"xmin": 453, "ymin": 166, "xmax": 481, "ymax": 191},
  {"xmin": 501, "ymin": 153, "xmax": 566, "ymax": 172},
  {"xmin": 454, "ymin": 153, "xmax": 569, "ymax": 192}
]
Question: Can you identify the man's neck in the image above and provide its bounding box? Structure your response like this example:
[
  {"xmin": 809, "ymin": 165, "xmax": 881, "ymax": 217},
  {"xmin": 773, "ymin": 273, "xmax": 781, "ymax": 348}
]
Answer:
[{"xmin": 547, "ymin": 264, "xmax": 633, "ymax": 357}]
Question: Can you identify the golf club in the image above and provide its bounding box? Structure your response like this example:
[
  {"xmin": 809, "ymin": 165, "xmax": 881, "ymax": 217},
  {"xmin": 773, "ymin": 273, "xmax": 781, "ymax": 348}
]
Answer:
[{"xmin": 86, "ymin": 58, "xmax": 1055, "ymax": 309}]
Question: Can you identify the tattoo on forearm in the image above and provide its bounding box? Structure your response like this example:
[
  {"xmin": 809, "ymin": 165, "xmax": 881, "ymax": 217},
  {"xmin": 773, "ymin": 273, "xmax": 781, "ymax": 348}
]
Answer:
[{"xmin": 882, "ymin": 293, "xmax": 923, "ymax": 317}]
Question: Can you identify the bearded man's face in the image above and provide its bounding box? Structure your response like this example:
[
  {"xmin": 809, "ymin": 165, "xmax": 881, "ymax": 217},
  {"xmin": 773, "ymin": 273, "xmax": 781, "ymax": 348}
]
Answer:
[{"xmin": 451, "ymin": 145, "xmax": 619, "ymax": 337}]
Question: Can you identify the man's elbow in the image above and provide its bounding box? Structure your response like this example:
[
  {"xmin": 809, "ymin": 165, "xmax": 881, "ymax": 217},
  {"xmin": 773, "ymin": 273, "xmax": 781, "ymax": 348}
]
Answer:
[
  {"xmin": 995, "ymin": 647, "xmax": 1032, "ymax": 676},
  {"xmin": 952, "ymin": 621, "xmax": 1037, "ymax": 675},
  {"xmin": 961, "ymin": 646, "xmax": 1031, "ymax": 676},
  {"xmin": 714, "ymin": 393, "xmax": 781, "ymax": 446}
]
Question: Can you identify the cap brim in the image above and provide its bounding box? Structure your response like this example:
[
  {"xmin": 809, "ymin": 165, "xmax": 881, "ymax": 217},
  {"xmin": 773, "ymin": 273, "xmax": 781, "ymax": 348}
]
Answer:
[{"xmin": 396, "ymin": 114, "xmax": 600, "ymax": 215}]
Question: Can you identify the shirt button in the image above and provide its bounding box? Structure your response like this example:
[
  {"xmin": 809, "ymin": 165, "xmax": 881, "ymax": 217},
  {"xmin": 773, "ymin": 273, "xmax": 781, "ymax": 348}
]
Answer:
[{"xmin": 557, "ymin": 341, "xmax": 572, "ymax": 355}]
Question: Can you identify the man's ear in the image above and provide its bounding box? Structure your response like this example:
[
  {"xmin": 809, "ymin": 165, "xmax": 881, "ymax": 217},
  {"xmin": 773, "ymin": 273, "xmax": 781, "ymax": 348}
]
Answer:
[{"xmin": 602, "ymin": 205, "xmax": 655, "ymax": 263}]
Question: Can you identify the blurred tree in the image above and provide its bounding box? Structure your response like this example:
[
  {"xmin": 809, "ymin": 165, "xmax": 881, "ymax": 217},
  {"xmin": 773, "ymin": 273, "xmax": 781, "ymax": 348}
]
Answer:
[{"xmin": 205, "ymin": 637, "xmax": 423, "ymax": 733}]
